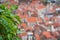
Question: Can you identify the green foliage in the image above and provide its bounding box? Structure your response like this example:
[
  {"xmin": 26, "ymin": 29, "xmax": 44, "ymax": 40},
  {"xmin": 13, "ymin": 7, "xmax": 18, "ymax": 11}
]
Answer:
[{"xmin": 0, "ymin": 3, "xmax": 21, "ymax": 40}]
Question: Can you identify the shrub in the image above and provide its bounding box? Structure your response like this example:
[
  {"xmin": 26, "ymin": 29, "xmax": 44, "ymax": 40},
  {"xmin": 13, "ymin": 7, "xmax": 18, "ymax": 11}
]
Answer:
[{"xmin": 0, "ymin": 3, "xmax": 21, "ymax": 40}]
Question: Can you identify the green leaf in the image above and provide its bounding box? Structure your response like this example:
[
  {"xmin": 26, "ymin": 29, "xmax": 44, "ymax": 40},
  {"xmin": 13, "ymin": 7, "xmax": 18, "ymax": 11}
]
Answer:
[
  {"xmin": 0, "ymin": 35, "xmax": 3, "ymax": 40},
  {"xmin": 0, "ymin": 9, "xmax": 4, "ymax": 12},
  {"xmin": 0, "ymin": 3, "xmax": 21, "ymax": 40}
]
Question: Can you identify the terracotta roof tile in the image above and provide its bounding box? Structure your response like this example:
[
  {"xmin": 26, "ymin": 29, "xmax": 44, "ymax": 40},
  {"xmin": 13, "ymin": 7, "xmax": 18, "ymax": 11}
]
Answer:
[
  {"xmin": 24, "ymin": 14, "xmax": 28, "ymax": 18},
  {"xmin": 14, "ymin": 1, "xmax": 60, "ymax": 39},
  {"xmin": 19, "ymin": 32, "xmax": 27, "ymax": 37},
  {"xmin": 53, "ymin": 23, "xmax": 60, "ymax": 27},
  {"xmin": 42, "ymin": 32, "xmax": 52, "ymax": 38},
  {"xmin": 19, "ymin": 15, "xmax": 24, "ymax": 19},
  {"xmin": 26, "ymin": 17, "xmax": 37, "ymax": 22},
  {"xmin": 25, "ymin": 27, "xmax": 33, "ymax": 31},
  {"xmin": 37, "ymin": 4, "xmax": 45, "ymax": 10},
  {"xmin": 34, "ymin": 34, "xmax": 41, "ymax": 40},
  {"xmin": 37, "ymin": 18, "xmax": 43, "ymax": 23},
  {"xmin": 44, "ymin": 16, "xmax": 49, "ymax": 21},
  {"xmin": 21, "ymin": 23, "xmax": 27, "ymax": 28},
  {"xmin": 10, "ymin": 0, "xmax": 18, "ymax": 5}
]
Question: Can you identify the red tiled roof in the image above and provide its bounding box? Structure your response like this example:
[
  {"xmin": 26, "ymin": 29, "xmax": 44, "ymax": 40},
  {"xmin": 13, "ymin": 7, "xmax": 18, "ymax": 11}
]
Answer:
[
  {"xmin": 37, "ymin": 18, "xmax": 43, "ymax": 23},
  {"xmin": 21, "ymin": 23, "xmax": 27, "ymax": 28},
  {"xmin": 44, "ymin": 16, "xmax": 49, "ymax": 21},
  {"xmin": 8, "ymin": 0, "xmax": 60, "ymax": 40},
  {"xmin": 26, "ymin": 17, "xmax": 37, "ymax": 22},
  {"xmin": 9, "ymin": 0, "xmax": 18, "ymax": 5},
  {"xmin": 25, "ymin": 27, "xmax": 33, "ymax": 31},
  {"xmin": 34, "ymin": 34, "xmax": 41, "ymax": 40},
  {"xmin": 37, "ymin": 4, "xmax": 45, "ymax": 10},
  {"xmin": 19, "ymin": 32, "xmax": 27, "ymax": 37},
  {"xmin": 42, "ymin": 32, "xmax": 52, "ymax": 38},
  {"xmin": 23, "ymin": 14, "xmax": 28, "ymax": 18},
  {"xmin": 53, "ymin": 22, "xmax": 60, "ymax": 27}
]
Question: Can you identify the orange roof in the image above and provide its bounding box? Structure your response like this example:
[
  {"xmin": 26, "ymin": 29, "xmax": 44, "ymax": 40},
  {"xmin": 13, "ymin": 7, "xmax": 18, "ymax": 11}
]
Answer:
[
  {"xmin": 17, "ymin": 13, "xmax": 28, "ymax": 19},
  {"xmin": 37, "ymin": 18, "xmax": 43, "ymax": 23},
  {"xmin": 10, "ymin": 0, "xmax": 18, "ymax": 5},
  {"xmin": 34, "ymin": 34, "xmax": 41, "ymax": 40},
  {"xmin": 51, "ymin": 32, "xmax": 57, "ymax": 37},
  {"xmin": 16, "ymin": 9, "xmax": 20, "ymax": 13},
  {"xmin": 17, "ymin": 9, "xmax": 24, "ymax": 16},
  {"xmin": 31, "ymin": 1, "xmax": 37, "ymax": 4},
  {"xmin": 53, "ymin": 23, "xmax": 60, "ymax": 27},
  {"xmin": 23, "ymin": 14, "xmax": 28, "ymax": 18},
  {"xmin": 27, "ymin": 17, "xmax": 37, "ymax": 22},
  {"xmin": 19, "ymin": 15, "xmax": 24, "ymax": 19},
  {"xmin": 27, "ymin": 7, "xmax": 35, "ymax": 11},
  {"xmin": 21, "ymin": 23, "xmax": 27, "ymax": 28},
  {"xmin": 42, "ymin": 32, "xmax": 52, "ymax": 38},
  {"xmin": 24, "ymin": 7, "xmax": 28, "ymax": 11},
  {"xmin": 19, "ymin": 32, "xmax": 27, "ymax": 37},
  {"xmin": 44, "ymin": 16, "xmax": 49, "ymax": 21},
  {"xmin": 25, "ymin": 27, "xmax": 33, "ymax": 31},
  {"xmin": 37, "ymin": 4, "xmax": 45, "ymax": 10}
]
